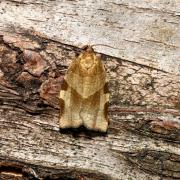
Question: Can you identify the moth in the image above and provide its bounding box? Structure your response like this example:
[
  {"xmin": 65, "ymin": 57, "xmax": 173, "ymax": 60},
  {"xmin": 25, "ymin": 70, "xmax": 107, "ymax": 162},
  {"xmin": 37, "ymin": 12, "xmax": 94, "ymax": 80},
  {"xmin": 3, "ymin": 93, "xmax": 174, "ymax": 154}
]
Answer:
[{"xmin": 59, "ymin": 45, "xmax": 109, "ymax": 132}]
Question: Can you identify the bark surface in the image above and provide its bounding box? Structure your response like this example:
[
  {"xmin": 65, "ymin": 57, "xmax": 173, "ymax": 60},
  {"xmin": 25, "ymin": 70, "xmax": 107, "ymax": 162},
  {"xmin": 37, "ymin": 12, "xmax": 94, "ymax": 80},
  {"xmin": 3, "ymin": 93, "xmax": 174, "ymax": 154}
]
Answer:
[{"xmin": 0, "ymin": 0, "xmax": 180, "ymax": 180}]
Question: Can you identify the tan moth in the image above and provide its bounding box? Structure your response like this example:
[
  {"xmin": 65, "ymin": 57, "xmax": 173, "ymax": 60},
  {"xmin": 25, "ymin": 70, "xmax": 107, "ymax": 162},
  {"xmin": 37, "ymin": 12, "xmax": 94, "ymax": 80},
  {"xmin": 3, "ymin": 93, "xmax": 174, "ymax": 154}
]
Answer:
[{"xmin": 59, "ymin": 45, "xmax": 109, "ymax": 132}]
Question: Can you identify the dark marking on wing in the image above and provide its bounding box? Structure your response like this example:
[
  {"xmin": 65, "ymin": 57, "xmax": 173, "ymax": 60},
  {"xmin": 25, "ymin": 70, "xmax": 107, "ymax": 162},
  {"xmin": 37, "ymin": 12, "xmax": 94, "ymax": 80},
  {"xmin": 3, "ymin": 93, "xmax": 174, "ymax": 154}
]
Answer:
[
  {"xmin": 104, "ymin": 102, "xmax": 109, "ymax": 123},
  {"xmin": 59, "ymin": 98, "xmax": 65, "ymax": 118},
  {"xmin": 104, "ymin": 82, "xmax": 109, "ymax": 94},
  {"xmin": 61, "ymin": 80, "xmax": 68, "ymax": 91}
]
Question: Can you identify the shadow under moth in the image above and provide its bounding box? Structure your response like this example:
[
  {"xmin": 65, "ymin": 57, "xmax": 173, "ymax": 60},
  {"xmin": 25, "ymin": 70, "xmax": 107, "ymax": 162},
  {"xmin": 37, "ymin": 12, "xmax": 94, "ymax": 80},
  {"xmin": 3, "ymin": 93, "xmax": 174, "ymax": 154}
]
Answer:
[{"xmin": 59, "ymin": 45, "xmax": 109, "ymax": 132}]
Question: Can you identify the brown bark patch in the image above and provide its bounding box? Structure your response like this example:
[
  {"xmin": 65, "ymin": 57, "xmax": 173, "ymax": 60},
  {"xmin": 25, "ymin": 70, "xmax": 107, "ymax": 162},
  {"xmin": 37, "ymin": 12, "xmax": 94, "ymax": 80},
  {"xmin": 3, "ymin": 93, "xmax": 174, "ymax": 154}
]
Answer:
[
  {"xmin": 39, "ymin": 77, "xmax": 63, "ymax": 108},
  {"xmin": 23, "ymin": 50, "xmax": 47, "ymax": 77}
]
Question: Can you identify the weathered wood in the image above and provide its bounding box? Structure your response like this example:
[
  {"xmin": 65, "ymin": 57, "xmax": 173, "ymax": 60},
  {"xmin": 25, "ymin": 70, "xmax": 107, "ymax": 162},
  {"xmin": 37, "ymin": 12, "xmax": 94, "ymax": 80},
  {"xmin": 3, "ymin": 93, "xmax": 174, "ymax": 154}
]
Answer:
[
  {"xmin": 0, "ymin": 0, "xmax": 180, "ymax": 179},
  {"xmin": 0, "ymin": 0, "xmax": 180, "ymax": 74},
  {"xmin": 0, "ymin": 29, "xmax": 180, "ymax": 180}
]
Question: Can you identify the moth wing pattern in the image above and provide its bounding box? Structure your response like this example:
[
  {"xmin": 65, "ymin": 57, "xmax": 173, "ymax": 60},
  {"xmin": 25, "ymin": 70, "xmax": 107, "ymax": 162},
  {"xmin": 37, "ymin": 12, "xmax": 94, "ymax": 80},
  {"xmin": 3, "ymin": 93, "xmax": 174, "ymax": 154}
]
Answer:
[{"xmin": 59, "ymin": 46, "xmax": 109, "ymax": 132}]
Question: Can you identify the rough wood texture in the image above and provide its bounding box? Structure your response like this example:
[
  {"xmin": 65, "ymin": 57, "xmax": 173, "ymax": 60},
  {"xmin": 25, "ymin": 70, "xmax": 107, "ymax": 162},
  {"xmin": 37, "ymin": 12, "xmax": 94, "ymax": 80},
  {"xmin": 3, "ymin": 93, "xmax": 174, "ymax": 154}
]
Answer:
[
  {"xmin": 0, "ymin": 0, "xmax": 180, "ymax": 74},
  {"xmin": 0, "ymin": 0, "xmax": 180, "ymax": 180}
]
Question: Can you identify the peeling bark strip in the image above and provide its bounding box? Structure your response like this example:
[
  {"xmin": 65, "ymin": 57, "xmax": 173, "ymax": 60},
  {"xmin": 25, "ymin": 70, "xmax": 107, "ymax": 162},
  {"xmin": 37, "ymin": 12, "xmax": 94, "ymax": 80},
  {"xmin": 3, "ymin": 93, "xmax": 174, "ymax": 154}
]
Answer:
[
  {"xmin": 0, "ymin": 160, "xmax": 110, "ymax": 180},
  {"xmin": 59, "ymin": 46, "xmax": 109, "ymax": 132},
  {"xmin": 0, "ymin": 0, "xmax": 180, "ymax": 74}
]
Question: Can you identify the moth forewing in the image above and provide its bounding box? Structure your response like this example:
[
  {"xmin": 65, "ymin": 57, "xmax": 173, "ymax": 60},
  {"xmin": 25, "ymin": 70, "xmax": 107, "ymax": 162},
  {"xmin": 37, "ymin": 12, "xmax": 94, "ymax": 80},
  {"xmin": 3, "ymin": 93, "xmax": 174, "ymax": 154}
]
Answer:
[{"xmin": 59, "ymin": 46, "xmax": 109, "ymax": 132}]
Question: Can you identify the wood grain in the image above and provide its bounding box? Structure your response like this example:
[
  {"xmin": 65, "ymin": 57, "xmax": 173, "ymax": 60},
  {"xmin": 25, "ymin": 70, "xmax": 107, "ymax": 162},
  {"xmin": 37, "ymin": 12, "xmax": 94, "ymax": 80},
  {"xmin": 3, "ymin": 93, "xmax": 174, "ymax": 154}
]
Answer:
[
  {"xmin": 0, "ymin": 30, "xmax": 179, "ymax": 180},
  {"xmin": 0, "ymin": 0, "xmax": 180, "ymax": 74},
  {"xmin": 0, "ymin": 0, "xmax": 180, "ymax": 179}
]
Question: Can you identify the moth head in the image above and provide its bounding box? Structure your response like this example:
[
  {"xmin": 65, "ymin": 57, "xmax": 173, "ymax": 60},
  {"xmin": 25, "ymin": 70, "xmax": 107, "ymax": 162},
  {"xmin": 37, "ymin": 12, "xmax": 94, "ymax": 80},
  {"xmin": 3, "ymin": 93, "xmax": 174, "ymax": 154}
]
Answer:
[{"xmin": 78, "ymin": 46, "xmax": 100, "ymax": 74}]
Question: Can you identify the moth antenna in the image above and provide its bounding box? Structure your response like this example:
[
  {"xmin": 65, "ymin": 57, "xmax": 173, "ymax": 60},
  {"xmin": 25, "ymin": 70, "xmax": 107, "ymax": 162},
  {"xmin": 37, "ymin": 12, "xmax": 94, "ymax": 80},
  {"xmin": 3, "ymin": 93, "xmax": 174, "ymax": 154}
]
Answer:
[
  {"xmin": 91, "ymin": 44, "xmax": 117, "ymax": 50},
  {"xmin": 81, "ymin": 45, "xmax": 94, "ymax": 52},
  {"xmin": 81, "ymin": 45, "xmax": 89, "ymax": 50}
]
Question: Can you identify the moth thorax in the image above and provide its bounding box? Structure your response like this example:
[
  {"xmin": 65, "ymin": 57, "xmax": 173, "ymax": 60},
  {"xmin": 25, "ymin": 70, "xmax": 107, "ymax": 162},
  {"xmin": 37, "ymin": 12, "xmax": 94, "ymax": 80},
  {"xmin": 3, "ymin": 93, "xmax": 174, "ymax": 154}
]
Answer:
[{"xmin": 79, "ymin": 56, "xmax": 97, "ymax": 74}]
